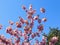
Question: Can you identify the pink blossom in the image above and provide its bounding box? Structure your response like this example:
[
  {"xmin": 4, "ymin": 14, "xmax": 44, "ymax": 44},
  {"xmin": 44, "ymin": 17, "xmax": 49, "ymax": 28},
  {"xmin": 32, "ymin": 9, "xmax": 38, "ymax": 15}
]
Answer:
[
  {"xmin": 40, "ymin": 8, "xmax": 45, "ymax": 13},
  {"xmin": 22, "ymin": 5, "xmax": 26, "ymax": 10},
  {"xmin": 37, "ymin": 25, "xmax": 44, "ymax": 32},
  {"xmin": 51, "ymin": 36, "xmax": 58, "ymax": 43},
  {"xmin": 24, "ymin": 20, "xmax": 29, "ymax": 25},
  {"xmin": 33, "ymin": 15, "xmax": 39, "ymax": 20},
  {"xmin": 9, "ymin": 20, "xmax": 14, "ymax": 25},
  {"xmin": 42, "ymin": 18, "xmax": 47, "ymax": 22},
  {"xmin": 16, "ymin": 22, "xmax": 22, "ymax": 28}
]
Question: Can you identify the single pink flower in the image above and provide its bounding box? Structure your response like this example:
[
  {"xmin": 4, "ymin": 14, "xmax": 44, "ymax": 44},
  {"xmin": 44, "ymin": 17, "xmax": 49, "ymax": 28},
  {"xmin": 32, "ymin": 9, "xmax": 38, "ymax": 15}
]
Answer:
[
  {"xmin": 40, "ymin": 8, "xmax": 45, "ymax": 13},
  {"xmin": 9, "ymin": 20, "xmax": 14, "ymax": 25}
]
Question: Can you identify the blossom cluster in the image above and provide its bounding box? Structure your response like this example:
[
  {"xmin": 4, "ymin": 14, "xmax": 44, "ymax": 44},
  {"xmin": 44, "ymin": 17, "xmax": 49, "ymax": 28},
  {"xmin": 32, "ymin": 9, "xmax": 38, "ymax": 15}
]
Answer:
[{"xmin": 0, "ymin": 4, "xmax": 58, "ymax": 45}]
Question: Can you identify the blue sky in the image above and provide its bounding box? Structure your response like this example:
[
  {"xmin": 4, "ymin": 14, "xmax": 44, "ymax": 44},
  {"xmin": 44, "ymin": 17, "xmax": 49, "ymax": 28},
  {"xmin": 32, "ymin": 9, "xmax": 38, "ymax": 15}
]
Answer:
[{"xmin": 0, "ymin": 0, "xmax": 60, "ymax": 43}]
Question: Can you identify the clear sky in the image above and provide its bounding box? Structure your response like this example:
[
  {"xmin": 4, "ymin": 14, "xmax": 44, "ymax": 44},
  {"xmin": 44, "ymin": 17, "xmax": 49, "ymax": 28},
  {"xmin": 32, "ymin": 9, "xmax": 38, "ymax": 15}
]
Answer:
[{"xmin": 0, "ymin": 0, "xmax": 60, "ymax": 43}]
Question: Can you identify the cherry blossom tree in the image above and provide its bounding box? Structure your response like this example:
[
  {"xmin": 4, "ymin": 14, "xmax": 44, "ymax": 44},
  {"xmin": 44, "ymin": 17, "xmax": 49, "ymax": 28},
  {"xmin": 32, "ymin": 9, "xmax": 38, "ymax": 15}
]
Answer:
[{"xmin": 0, "ymin": 4, "xmax": 58, "ymax": 45}]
